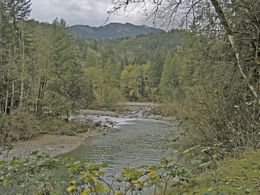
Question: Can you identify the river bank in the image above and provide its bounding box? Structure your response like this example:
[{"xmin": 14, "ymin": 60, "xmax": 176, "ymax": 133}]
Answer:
[
  {"xmin": 0, "ymin": 126, "xmax": 109, "ymax": 161},
  {"xmin": 0, "ymin": 126, "xmax": 108, "ymax": 161},
  {"xmin": 0, "ymin": 102, "xmax": 171, "ymax": 161},
  {"xmin": 176, "ymin": 150, "xmax": 260, "ymax": 194},
  {"xmin": 0, "ymin": 111, "xmax": 109, "ymax": 161}
]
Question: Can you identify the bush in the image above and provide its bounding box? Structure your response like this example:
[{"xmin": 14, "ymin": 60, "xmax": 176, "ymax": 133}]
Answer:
[
  {"xmin": 0, "ymin": 112, "xmax": 94, "ymax": 145},
  {"xmin": 0, "ymin": 112, "xmax": 40, "ymax": 143}
]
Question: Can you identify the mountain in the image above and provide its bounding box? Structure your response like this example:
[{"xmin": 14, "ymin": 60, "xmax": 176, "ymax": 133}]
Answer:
[{"xmin": 67, "ymin": 23, "xmax": 164, "ymax": 40}]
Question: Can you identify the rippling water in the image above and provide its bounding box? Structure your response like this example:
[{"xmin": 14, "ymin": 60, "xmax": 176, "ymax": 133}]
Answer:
[
  {"xmin": 65, "ymin": 118, "xmax": 177, "ymax": 174},
  {"xmin": 2, "ymin": 117, "xmax": 177, "ymax": 195}
]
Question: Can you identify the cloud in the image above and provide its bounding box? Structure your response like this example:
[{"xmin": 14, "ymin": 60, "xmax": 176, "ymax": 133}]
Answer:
[{"xmin": 30, "ymin": 0, "xmax": 150, "ymax": 27}]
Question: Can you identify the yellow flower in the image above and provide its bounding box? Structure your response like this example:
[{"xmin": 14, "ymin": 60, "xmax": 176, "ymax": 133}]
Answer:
[
  {"xmin": 81, "ymin": 188, "xmax": 91, "ymax": 195},
  {"xmin": 70, "ymin": 180, "xmax": 77, "ymax": 185},
  {"xmin": 115, "ymin": 191, "xmax": 121, "ymax": 195},
  {"xmin": 67, "ymin": 186, "xmax": 76, "ymax": 193},
  {"xmin": 165, "ymin": 157, "xmax": 174, "ymax": 162},
  {"xmin": 149, "ymin": 170, "xmax": 155, "ymax": 177}
]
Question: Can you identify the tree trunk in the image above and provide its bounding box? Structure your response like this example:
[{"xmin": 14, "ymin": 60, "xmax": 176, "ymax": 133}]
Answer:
[
  {"xmin": 19, "ymin": 28, "xmax": 25, "ymax": 110},
  {"xmin": 11, "ymin": 82, "xmax": 14, "ymax": 109},
  {"xmin": 4, "ymin": 89, "xmax": 9, "ymax": 114},
  {"xmin": 19, "ymin": 81, "xmax": 24, "ymax": 109},
  {"xmin": 35, "ymin": 76, "xmax": 47, "ymax": 112},
  {"xmin": 210, "ymin": 0, "xmax": 259, "ymax": 101},
  {"xmin": 35, "ymin": 77, "xmax": 41, "ymax": 112}
]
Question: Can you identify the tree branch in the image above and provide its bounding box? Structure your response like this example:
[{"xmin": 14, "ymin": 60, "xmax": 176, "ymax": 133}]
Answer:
[{"xmin": 210, "ymin": 0, "xmax": 259, "ymax": 101}]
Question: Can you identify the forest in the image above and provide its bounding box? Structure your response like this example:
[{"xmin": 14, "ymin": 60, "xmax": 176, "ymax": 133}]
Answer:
[{"xmin": 0, "ymin": 0, "xmax": 259, "ymax": 194}]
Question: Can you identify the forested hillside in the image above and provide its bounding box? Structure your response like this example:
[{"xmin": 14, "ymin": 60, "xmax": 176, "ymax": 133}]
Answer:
[
  {"xmin": 74, "ymin": 30, "xmax": 187, "ymax": 103},
  {"xmin": 67, "ymin": 23, "xmax": 164, "ymax": 40}
]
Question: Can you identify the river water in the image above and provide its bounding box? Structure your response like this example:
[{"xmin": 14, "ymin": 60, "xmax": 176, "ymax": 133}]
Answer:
[
  {"xmin": 1, "ymin": 113, "xmax": 178, "ymax": 194},
  {"xmin": 66, "ymin": 115, "xmax": 177, "ymax": 175}
]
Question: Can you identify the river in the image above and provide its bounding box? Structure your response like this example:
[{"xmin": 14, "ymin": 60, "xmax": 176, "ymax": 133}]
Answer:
[
  {"xmin": 1, "ymin": 107, "xmax": 179, "ymax": 194},
  {"xmin": 65, "ymin": 113, "xmax": 177, "ymax": 176}
]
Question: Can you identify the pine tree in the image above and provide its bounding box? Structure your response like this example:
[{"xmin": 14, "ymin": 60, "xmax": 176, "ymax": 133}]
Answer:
[
  {"xmin": 159, "ymin": 53, "xmax": 176, "ymax": 100},
  {"xmin": 150, "ymin": 48, "xmax": 165, "ymax": 87},
  {"xmin": 45, "ymin": 19, "xmax": 88, "ymax": 119}
]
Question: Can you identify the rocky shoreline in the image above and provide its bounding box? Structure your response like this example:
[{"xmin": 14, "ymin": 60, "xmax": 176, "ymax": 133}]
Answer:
[
  {"xmin": 0, "ymin": 102, "xmax": 169, "ymax": 161},
  {"xmin": 0, "ymin": 128, "xmax": 108, "ymax": 161}
]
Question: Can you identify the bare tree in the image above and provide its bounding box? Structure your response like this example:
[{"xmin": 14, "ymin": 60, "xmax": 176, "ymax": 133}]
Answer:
[{"xmin": 109, "ymin": 0, "xmax": 260, "ymax": 102}]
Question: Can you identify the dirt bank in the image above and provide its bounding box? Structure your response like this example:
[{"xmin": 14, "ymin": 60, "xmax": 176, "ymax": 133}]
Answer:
[{"xmin": 0, "ymin": 130, "xmax": 104, "ymax": 161}]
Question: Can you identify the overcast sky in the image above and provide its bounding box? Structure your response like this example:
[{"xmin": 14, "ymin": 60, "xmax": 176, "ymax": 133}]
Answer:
[{"xmin": 30, "ymin": 0, "xmax": 150, "ymax": 27}]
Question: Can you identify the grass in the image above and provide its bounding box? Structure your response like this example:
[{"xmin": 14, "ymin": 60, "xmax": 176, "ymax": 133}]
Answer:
[
  {"xmin": 174, "ymin": 150, "xmax": 260, "ymax": 195},
  {"xmin": 0, "ymin": 111, "xmax": 96, "ymax": 143}
]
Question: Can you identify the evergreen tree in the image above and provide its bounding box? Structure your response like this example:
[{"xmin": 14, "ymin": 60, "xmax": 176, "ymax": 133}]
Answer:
[
  {"xmin": 45, "ymin": 19, "xmax": 88, "ymax": 119},
  {"xmin": 150, "ymin": 48, "xmax": 165, "ymax": 87},
  {"xmin": 85, "ymin": 47, "xmax": 101, "ymax": 68},
  {"xmin": 159, "ymin": 53, "xmax": 174, "ymax": 98}
]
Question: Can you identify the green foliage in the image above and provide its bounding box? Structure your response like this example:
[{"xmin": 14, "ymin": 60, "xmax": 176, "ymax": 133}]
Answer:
[
  {"xmin": 84, "ymin": 47, "xmax": 101, "ymax": 68},
  {"xmin": 44, "ymin": 19, "xmax": 88, "ymax": 118},
  {"xmin": 0, "ymin": 2, "xmax": 93, "ymax": 120},
  {"xmin": 0, "ymin": 112, "xmax": 94, "ymax": 146},
  {"xmin": 0, "ymin": 112, "xmax": 39, "ymax": 142},
  {"xmin": 0, "ymin": 0, "xmax": 32, "ymax": 114},
  {"xmin": 0, "ymin": 152, "xmax": 191, "ymax": 195},
  {"xmin": 104, "ymin": 59, "xmax": 121, "ymax": 80},
  {"xmin": 159, "ymin": 53, "xmax": 176, "ymax": 100},
  {"xmin": 150, "ymin": 48, "xmax": 166, "ymax": 87},
  {"xmin": 0, "ymin": 153, "xmax": 64, "ymax": 195},
  {"xmin": 176, "ymin": 151, "xmax": 260, "ymax": 194},
  {"xmin": 0, "ymin": 145, "xmax": 230, "ymax": 195},
  {"xmin": 120, "ymin": 64, "xmax": 153, "ymax": 101},
  {"xmin": 80, "ymin": 43, "xmax": 125, "ymax": 110},
  {"xmin": 0, "ymin": 1, "xmax": 259, "ymax": 194},
  {"xmin": 85, "ymin": 66, "xmax": 123, "ymax": 110},
  {"xmin": 66, "ymin": 162, "xmax": 111, "ymax": 195},
  {"xmin": 0, "ymin": 145, "xmax": 258, "ymax": 195},
  {"xmin": 74, "ymin": 30, "xmax": 187, "ymax": 102},
  {"xmin": 156, "ymin": 31, "xmax": 259, "ymax": 155}
]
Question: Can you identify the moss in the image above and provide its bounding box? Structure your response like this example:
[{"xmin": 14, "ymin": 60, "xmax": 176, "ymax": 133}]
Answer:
[{"xmin": 174, "ymin": 151, "xmax": 260, "ymax": 195}]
